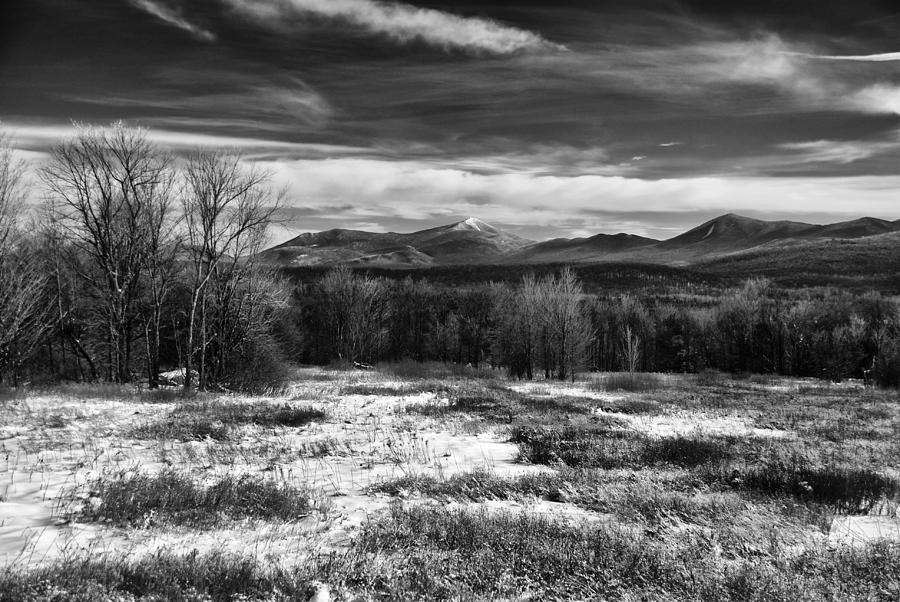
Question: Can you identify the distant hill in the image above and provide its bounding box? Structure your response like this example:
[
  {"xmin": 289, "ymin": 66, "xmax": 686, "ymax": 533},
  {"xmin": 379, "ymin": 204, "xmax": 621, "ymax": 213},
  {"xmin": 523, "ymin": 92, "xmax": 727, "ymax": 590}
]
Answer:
[
  {"xmin": 813, "ymin": 217, "xmax": 899, "ymax": 239},
  {"xmin": 261, "ymin": 217, "xmax": 532, "ymax": 267},
  {"xmin": 259, "ymin": 213, "xmax": 900, "ymax": 270},
  {"xmin": 507, "ymin": 233, "xmax": 658, "ymax": 264},
  {"xmin": 695, "ymin": 231, "xmax": 900, "ymax": 291},
  {"xmin": 658, "ymin": 214, "xmax": 817, "ymax": 252}
]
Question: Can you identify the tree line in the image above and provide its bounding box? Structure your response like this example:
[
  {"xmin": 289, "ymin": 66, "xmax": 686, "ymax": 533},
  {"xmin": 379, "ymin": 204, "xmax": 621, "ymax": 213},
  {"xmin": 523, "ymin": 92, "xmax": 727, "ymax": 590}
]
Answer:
[
  {"xmin": 297, "ymin": 268, "xmax": 900, "ymax": 386},
  {"xmin": 0, "ymin": 123, "xmax": 287, "ymax": 390},
  {"xmin": 2, "ymin": 123, "xmax": 899, "ymax": 389}
]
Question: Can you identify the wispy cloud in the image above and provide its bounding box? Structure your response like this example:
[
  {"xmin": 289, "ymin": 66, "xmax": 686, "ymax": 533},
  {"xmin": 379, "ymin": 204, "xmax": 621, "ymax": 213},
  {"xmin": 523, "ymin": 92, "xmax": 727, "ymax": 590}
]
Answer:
[
  {"xmin": 797, "ymin": 51, "xmax": 900, "ymax": 62},
  {"xmin": 779, "ymin": 136, "xmax": 900, "ymax": 165},
  {"xmin": 128, "ymin": 0, "xmax": 216, "ymax": 41},
  {"xmin": 223, "ymin": 0, "xmax": 562, "ymax": 54},
  {"xmin": 673, "ymin": 36, "xmax": 900, "ymax": 117},
  {"xmin": 5, "ymin": 122, "xmax": 367, "ymax": 158}
]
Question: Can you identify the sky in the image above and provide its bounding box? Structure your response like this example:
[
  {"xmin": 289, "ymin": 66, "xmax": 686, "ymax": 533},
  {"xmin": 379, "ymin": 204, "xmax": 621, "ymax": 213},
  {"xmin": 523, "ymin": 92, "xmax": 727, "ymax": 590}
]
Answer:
[{"xmin": 2, "ymin": 0, "xmax": 900, "ymax": 242}]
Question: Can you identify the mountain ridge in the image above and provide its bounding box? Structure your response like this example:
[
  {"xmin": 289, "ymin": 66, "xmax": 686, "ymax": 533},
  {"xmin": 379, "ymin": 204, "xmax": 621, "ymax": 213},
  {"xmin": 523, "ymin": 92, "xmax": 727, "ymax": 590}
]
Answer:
[{"xmin": 260, "ymin": 214, "xmax": 900, "ymax": 268}]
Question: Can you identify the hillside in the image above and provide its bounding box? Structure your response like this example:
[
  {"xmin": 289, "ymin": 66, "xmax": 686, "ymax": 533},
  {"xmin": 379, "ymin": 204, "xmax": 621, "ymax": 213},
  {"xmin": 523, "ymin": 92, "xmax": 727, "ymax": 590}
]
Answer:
[
  {"xmin": 507, "ymin": 233, "xmax": 658, "ymax": 264},
  {"xmin": 658, "ymin": 214, "xmax": 817, "ymax": 252},
  {"xmin": 260, "ymin": 214, "xmax": 900, "ymax": 277},
  {"xmin": 262, "ymin": 217, "xmax": 532, "ymax": 267},
  {"xmin": 694, "ymin": 231, "xmax": 900, "ymax": 291}
]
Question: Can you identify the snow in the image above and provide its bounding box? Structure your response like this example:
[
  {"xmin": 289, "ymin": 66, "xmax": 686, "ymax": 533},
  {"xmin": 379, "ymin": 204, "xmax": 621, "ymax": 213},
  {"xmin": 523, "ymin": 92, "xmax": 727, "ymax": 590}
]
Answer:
[
  {"xmin": 829, "ymin": 516, "xmax": 900, "ymax": 548},
  {"xmin": 0, "ymin": 372, "xmax": 882, "ymax": 572},
  {"xmin": 0, "ymin": 382, "xmax": 549, "ymax": 566}
]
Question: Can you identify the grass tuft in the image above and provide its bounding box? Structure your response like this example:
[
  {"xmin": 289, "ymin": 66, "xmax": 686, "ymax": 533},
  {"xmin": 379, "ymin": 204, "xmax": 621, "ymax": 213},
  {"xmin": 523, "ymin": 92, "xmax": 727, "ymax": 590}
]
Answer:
[
  {"xmin": 408, "ymin": 384, "xmax": 599, "ymax": 425},
  {"xmin": 712, "ymin": 457, "xmax": 900, "ymax": 514},
  {"xmin": 341, "ymin": 380, "xmax": 455, "ymax": 396},
  {"xmin": 0, "ymin": 550, "xmax": 316, "ymax": 602},
  {"xmin": 349, "ymin": 504, "xmax": 900, "ymax": 600},
  {"xmin": 131, "ymin": 401, "xmax": 325, "ymax": 441},
  {"xmin": 75, "ymin": 470, "xmax": 324, "ymax": 527},
  {"xmin": 512, "ymin": 425, "xmax": 728, "ymax": 469}
]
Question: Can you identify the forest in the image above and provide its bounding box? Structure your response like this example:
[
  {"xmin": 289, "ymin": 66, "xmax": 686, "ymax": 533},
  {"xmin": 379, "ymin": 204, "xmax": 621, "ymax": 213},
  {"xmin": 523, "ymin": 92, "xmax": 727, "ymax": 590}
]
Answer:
[{"xmin": 2, "ymin": 123, "xmax": 900, "ymax": 390}]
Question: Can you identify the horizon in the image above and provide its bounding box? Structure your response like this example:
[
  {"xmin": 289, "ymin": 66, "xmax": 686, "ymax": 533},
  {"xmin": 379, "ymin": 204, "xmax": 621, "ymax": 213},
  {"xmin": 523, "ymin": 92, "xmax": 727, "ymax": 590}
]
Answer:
[
  {"xmin": 4, "ymin": 1, "xmax": 900, "ymax": 241},
  {"xmin": 270, "ymin": 212, "xmax": 900, "ymax": 248}
]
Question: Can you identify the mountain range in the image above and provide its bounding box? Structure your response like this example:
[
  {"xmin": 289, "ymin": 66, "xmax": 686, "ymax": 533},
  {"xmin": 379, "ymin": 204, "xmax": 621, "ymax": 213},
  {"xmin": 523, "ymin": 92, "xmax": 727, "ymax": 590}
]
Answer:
[{"xmin": 260, "ymin": 214, "xmax": 900, "ymax": 268}]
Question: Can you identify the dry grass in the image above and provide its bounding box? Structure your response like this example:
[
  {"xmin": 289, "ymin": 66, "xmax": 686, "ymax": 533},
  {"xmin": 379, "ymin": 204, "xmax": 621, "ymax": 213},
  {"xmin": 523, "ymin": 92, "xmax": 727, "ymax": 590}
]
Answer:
[
  {"xmin": 4, "ymin": 369, "xmax": 900, "ymax": 601},
  {"xmin": 131, "ymin": 401, "xmax": 326, "ymax": 441},
  {"xmin": 590, "ymin": 372, "xmax": 665, "ymax": 392},
  {"xmin": 72, "ymin": 470, "xmax": 326, "ymax": 528},
  {"xmin": 512, "ymin": 425, "xmax": 729, "ymax": 469}
]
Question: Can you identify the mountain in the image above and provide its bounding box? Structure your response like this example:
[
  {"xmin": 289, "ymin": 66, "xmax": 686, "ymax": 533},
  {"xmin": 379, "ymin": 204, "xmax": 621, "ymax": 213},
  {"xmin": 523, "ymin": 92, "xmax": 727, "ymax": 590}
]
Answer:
[
  {"xmin": 261, "ymin": 217, "xmax": 532, "ymax": 267},
  {"xmin": 813, "ymin": 217, "xmax": 899, "ymax": 239},
  {"xmin": 659, "ymin": 214, "xmax": 817, "ymax": 251},
  {"xmin": 695, "ymin": 231, "xmax": 900, "ymax": 290},
  {"xmin": 507, "ymin": 233, "xmax": 658, "ymax": 264},
  {"xmin": 659, "ymin": 214, "xmax": 900, "ymax": 253},
  {"xmin": 260, "ymin": 214, "xmax": 900, "ymax": 268}
]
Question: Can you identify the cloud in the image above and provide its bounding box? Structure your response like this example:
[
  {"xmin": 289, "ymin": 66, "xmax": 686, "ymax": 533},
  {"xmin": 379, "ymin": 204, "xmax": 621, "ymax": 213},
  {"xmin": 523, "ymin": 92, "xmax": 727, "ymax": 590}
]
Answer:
[
  {"xmin": 128, "ymin": 0, "xmax": 216, "ymax": 41},
  {"xmin": 4, "ymin": 122, "xmax": 368, "ymax": 158},
  {"xmin": 847, "ymin": 84, "xmax": 900, "ymax": 116},
  {"xmin": 223, "ymin": 0, "xmax": 562, "ymax": 54},
  {"xmin": 779, "ymin": 137, "xmax": 900, "ymax": 165},
  {"xmin": 552, "ymin": 32, "xmax": 900, "ymax": 118},
  {"xmin": 799, "ymin": 51, "xmax": 900, "ymax": 62},
  {"xmin": 697, "ymin": 36, "xmax": 900, "ymax": 116},
  {"xmin": 260, "ymin": 156, "xmax": 900, "ymax": 240}
]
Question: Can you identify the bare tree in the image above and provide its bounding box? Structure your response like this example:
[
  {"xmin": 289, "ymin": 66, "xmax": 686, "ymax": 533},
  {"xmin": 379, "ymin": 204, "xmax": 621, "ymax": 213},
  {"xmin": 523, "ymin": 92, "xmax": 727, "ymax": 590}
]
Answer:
[
  {"xmin": 0, "ymin": 129, "xmax": 25, "ymax": 253},
  {"xmin": 42, "ymin": 123, "xmax": 172, "ymax": 382},
  {"xmin": 620, "ymin": 325, "xmax": 642, "ymax": 374},
  {"xmin": 317, "ymin": 266, "xmax": 390, "ymax": 364},
  {"xmin": 39, "ymin": 221, "xmax": 99, "ymax": 380},
  {"xmin": 0, "ymin": 129, "xmax": 54, "ymax": 384},
  {"xmin": 492, "ymin": 275, "xmax": 540, "ymax": 379},
  {"xmin": 541, "ymin": 268, "xmax": 591, "ymax": 381},
  {"xmin": 140, "ymin": 172, "xmax": 179, "ymax": 388},
  {"xmin": 181, "ymin": 151, "xmax": 279, "ymax": 390}
]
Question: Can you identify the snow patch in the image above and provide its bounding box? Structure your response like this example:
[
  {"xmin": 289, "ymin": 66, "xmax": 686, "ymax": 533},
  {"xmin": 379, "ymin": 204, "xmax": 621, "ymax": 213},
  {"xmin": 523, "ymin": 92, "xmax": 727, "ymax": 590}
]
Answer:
[{"xmin": 829, "ymin": 516, "xmax": 900, "ymax": 548}]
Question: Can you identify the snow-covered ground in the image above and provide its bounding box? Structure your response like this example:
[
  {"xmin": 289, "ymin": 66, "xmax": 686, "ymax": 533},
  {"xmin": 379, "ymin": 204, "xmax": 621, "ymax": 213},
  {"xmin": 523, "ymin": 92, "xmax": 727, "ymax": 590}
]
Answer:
[{"xmin": 1, "ymin": 371, "xmax": 897, "ymax": 570}]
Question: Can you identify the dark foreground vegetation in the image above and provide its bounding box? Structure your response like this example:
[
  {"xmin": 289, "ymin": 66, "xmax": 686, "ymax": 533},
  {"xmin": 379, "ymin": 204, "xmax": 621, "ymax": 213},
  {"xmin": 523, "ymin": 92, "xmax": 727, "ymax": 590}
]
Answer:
[
  {"xmin": 3, "ymin": 508, "xmax": 899, "ymax": 601},
  {"xmin": 5, "ymin": 487, "xmax": 900, "ymax": 602}
]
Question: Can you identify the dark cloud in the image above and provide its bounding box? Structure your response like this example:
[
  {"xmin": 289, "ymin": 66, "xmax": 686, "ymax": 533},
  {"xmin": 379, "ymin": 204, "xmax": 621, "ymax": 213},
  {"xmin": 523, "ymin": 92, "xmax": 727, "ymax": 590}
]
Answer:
[{"xmin": 3, "ymin": 0, "xmax": 900, "ymax": 239}]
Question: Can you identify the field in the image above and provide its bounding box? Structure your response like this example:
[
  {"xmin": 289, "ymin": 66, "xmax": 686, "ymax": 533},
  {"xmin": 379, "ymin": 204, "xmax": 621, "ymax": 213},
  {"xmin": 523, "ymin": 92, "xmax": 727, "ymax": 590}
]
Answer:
[{"xmin": 1, "ymin": 367, "xmax": 900, "ymax": 601}]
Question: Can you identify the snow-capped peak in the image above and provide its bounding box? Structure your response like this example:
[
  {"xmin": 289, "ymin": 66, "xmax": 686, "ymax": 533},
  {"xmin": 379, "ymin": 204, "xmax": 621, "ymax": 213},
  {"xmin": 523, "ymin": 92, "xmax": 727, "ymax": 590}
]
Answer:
[{"xmin": 457, "ymin": 217, "xmax": 493, "ymax": 232}]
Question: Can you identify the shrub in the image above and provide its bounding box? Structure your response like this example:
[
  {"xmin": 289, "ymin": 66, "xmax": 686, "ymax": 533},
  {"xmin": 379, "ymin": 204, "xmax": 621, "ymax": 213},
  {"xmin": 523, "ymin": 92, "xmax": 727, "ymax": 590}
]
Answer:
[
  {"xmin": 380, "ymin": 359, "xmax": 498, "ymax": 380},
  {"xmin": 0, "ymin": 386, "xmax": 27, "ymax": 402},
  {"xmin": 593, "ymin": 372, "xmax": 663, "ymax": 392},
  {"xmin": 694, "ymin": 369, "xmax": 727, "ymax": 387},
  {"xmin": 874, "ymin": 339, "xmax": 900, "ymax": 388}
]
